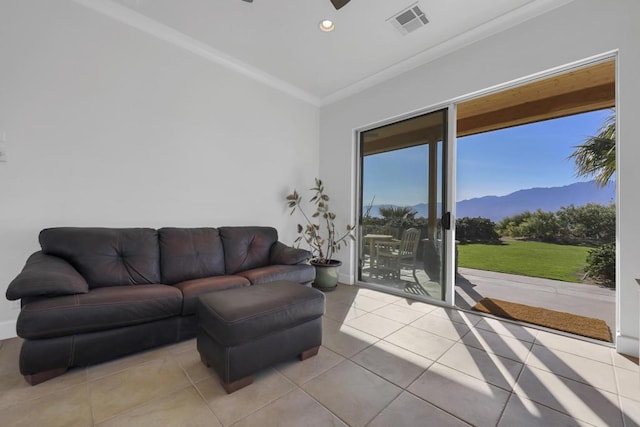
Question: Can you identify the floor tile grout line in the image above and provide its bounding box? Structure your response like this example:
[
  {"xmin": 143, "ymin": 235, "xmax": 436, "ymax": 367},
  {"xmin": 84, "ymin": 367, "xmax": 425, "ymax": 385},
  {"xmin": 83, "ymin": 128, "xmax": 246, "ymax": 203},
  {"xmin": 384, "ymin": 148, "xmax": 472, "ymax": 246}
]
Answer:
[
  {"xmin": 92, "ymin": 381, "xmax": 196, "ymax": 426},
  {"xmin": 530, "ymin": 338, "xmax": 618, "ymax": 366},
  {"xmin": 296, "ymin": 385, "xmax": 351, "ymax": 427},
  {"xmin": 227, "ymin": 387, "xmax": 302, "ymax": 427},
  {"xmin": 525, "ymin": 345, "xmax": 621, "ymax": 395},
  {"xmin": 516, "ymin": 365, "xmax": 624, "ymax": 426},
  {"xmin": 401, "ymin": 387, "xmax": 475, "ymax": 426},
  {"xmin": 361, "ymin": 386, "xmax": 404, "ymax": 426},
  {"xmin": 181, "ymin": 355, "xmax": 225, "ymax": 427}
]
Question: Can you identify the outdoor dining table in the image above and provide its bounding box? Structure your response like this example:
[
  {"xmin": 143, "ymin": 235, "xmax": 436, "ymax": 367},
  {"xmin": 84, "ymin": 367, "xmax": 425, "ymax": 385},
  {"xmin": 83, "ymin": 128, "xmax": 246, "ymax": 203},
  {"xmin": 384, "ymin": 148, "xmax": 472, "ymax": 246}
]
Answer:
[{"xmin": 363, "ymin": 234, "xmax": 393, "ymax": 269}]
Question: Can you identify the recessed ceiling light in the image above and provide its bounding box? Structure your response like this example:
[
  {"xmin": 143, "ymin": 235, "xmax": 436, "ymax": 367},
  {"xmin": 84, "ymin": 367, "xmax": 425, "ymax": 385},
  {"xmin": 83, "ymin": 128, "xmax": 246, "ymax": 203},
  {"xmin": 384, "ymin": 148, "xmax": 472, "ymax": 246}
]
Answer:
[{"xmin": 319, "ymin": 19, "xmax": 335, "ymax": 32}]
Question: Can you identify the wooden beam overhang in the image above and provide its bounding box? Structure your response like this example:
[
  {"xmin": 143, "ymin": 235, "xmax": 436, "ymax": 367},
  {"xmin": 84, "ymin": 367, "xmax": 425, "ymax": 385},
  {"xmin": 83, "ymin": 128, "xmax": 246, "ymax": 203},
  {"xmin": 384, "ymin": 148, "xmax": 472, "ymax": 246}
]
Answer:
[{"xmin": 457, "ymin": 60, "xmax": 615, "ymax": 137}]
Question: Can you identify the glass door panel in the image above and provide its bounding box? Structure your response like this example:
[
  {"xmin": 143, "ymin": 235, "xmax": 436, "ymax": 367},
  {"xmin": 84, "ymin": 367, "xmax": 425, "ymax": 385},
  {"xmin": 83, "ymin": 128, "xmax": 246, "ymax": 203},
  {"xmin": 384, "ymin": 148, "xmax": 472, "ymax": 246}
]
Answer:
[{"xmin": 358, "ymin": 109, "xmax": 448, "ymax": 301}]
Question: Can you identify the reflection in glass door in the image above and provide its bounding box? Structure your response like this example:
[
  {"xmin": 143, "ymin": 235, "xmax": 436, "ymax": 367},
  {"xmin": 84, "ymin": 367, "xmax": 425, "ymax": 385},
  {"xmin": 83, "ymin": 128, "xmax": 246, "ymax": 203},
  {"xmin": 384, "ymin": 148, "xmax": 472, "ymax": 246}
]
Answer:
[{"xmin": 358, "ymin": 109, "xmax": 448, "ymax": 301}]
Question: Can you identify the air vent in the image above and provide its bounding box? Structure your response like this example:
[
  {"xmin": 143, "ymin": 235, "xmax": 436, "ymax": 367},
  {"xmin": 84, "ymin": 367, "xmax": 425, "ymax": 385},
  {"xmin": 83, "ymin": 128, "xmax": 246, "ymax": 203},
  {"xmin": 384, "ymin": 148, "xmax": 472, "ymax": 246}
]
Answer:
[{"xmin": 388, "ymin": 3, "xmax": 429, "ymax": 35}]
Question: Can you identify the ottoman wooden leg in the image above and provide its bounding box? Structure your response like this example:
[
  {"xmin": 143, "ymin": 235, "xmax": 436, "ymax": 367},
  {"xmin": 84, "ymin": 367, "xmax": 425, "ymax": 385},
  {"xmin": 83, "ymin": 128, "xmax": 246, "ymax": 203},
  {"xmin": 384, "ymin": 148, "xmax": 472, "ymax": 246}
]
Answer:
[
  {"xmin": 222, "ymin": 374, "xmax": 256, "ymax": 394},
  {"xmin": 299, "ymin": 346, "xmax": 320, "ymax": 361}
]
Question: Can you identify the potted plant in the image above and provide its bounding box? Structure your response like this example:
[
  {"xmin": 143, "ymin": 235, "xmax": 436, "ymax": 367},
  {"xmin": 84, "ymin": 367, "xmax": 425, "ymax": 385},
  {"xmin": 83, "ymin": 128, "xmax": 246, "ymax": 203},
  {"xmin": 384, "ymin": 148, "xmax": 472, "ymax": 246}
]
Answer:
[{"xmin": 286, "ymin": 178, "xmax": 355, "ymax": 291}]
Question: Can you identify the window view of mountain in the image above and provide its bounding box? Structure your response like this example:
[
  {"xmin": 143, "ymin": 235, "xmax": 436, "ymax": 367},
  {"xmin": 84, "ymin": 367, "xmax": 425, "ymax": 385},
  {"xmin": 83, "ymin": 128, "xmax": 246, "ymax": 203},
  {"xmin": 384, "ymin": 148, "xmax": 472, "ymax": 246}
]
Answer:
[{"xmin": 368, "ymin": 180, "xmax": 615, "ymax": 222}]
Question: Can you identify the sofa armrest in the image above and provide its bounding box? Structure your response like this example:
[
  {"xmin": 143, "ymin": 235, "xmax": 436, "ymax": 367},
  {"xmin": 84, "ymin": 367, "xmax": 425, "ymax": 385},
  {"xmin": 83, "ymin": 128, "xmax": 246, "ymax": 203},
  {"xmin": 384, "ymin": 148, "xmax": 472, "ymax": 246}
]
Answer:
[
  {"xmin": 269, "ymin": 242, "xmax": 311, "ymax": 265},
  {"xmin": 5, "ymin": 251, "xmax": 89, "ymax": 301}
]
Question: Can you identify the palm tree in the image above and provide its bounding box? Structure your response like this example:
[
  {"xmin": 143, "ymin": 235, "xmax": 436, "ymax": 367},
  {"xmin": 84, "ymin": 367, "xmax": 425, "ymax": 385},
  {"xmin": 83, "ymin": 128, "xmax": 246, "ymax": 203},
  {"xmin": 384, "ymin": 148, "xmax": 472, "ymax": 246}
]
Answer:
[
  {"xmin": 378, "ymin": 206, "xmax": 417, "ymax": 220},
  {"xmin": 569, "ymin": 110, "xmax": 616, "ymax": 187}
]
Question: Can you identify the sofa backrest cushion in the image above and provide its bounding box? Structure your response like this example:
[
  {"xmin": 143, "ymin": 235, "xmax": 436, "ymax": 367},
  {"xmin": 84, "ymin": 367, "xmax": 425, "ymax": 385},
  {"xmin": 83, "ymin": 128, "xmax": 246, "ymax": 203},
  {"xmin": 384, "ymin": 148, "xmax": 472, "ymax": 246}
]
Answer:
[
  {"xmin": 219, "ymin": 226, "xmax": 278, "ymax": 274},
  {"xmin": 39, "ymin": 228, "xmax": 161, "ymax": 288},
  {"xmin": 158, "ymin": 228, "xmax": 225, "ymax": 284}
]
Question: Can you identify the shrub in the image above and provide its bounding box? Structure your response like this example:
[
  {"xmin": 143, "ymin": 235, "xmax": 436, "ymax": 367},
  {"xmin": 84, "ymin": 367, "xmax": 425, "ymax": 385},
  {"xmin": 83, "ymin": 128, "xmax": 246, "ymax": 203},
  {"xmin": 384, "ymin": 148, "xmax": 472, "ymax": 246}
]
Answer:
[
  {"xmin": 456, "ymin": 217, "xmax": 500, "ymax": 243},
  {"xmin": 585, "ymin": 243, "xmax": 616, "ymax": 287}
]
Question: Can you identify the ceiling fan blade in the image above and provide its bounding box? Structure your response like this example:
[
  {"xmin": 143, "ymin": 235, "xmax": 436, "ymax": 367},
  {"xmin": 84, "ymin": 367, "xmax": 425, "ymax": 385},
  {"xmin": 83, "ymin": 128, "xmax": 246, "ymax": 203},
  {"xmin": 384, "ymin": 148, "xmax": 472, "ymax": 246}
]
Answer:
[{"xmin": 330, "ymin": 0, "xmax": 350, "ymax": 10}]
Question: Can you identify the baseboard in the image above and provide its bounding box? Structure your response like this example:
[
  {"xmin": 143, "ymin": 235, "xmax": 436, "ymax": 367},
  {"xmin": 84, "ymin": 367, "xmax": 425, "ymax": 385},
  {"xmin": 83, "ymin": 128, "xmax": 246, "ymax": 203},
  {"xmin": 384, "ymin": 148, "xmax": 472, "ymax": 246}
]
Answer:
[
  {"xmin": 339, "ymin": 272, "xmax": 355, "ymax": 285},
  {"xmin": 616, "ymin": 333, "xmax": 639, "ymax": 358},
  {"xmin": 0, "ymin": 320, "xmax": 17, "ymax": 340}
]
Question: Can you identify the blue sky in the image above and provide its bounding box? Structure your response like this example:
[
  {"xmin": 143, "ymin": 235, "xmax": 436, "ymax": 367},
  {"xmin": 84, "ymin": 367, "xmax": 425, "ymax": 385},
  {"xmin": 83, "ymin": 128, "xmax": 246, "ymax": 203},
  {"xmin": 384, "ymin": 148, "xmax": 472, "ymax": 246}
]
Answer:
[{"xmin": 362, "ymin": 109, "xmax": 612, "ymax": 206}]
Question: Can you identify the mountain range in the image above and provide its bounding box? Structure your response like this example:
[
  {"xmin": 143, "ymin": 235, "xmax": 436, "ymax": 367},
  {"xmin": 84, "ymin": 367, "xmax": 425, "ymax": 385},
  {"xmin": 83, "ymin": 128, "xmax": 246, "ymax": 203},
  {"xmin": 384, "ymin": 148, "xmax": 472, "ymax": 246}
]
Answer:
[{"xmin": 370, "ymin": 181, "xmax": 615, "ymax": 222}]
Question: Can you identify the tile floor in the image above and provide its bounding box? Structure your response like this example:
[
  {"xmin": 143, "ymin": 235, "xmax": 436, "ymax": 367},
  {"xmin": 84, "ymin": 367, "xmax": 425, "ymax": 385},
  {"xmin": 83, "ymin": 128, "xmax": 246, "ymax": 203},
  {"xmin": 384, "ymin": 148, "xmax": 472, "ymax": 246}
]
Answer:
[{"xmin": 0, "ymin": 284, "xmax": 638, "ymax": 426}]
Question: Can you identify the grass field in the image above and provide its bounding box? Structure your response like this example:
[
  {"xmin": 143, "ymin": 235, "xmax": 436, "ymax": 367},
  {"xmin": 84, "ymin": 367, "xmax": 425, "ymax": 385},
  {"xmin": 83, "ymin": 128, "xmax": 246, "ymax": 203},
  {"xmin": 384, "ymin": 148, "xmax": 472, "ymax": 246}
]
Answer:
[{"xmin": 456, "ymin": 240, "xmax": 591, "ymax": 283}]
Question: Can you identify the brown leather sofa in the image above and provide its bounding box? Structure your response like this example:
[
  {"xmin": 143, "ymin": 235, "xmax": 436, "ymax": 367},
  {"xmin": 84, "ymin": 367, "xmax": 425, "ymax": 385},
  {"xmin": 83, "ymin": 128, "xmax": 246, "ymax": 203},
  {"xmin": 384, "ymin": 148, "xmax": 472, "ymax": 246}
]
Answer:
[{"xmin": 5, "ymin": 226, "xmax": 315, "ymax": 385}]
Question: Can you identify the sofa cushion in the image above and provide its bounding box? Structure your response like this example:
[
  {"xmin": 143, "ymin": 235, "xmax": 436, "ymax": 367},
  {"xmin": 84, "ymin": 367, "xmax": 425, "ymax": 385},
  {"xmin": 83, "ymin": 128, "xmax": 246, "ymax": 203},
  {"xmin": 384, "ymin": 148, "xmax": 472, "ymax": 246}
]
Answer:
[
  {"xmin": 219, "ymin": 227, "xmax": 278, "ymax": 274},
  {"xmin": 39, "ymin": 228, "xmax": 161, "ymax": 288},
  {"xmin": 174, "ymin": 275, "xmax": 250, "ymax": 315},
  {"xmin": 238, "ymin": 264, "xmax": 316, "ymax": 285},
  {"xmin": 269, "ymin": 242, "xmax": 311, "ymax": 265},
  {"xmin": 158, "ymin": 228, "xmax": 225, "ymax": 284},
  {"xmin": 17, "ymin": 285, "xmax": 182, "ymax": 339},
  {"xmin": 6, "ymin": 252, "xmax": 89, "ymax": 300}
]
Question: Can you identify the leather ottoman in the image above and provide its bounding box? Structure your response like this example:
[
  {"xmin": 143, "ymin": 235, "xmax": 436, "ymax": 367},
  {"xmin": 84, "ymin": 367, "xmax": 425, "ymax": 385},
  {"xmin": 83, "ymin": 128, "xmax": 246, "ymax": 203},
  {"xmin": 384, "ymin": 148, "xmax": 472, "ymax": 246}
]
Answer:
[{"xmin": 196, "ymin": 280, "xmax": 325, "ymax": 393}]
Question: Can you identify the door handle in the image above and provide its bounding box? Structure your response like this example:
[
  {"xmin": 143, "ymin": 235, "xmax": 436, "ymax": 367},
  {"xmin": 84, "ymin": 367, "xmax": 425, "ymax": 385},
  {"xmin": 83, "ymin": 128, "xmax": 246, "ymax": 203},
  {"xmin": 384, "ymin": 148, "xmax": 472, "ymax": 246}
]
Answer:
[{"xmin": 443, "ymin": 212, "xmax": 452, "ymax": 230}]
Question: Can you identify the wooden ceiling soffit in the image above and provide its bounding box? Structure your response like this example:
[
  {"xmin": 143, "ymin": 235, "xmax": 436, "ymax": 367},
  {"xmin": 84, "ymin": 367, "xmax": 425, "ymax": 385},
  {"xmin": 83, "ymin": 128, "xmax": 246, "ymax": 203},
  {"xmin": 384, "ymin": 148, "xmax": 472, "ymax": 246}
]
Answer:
[
  {"xmin": 362, "ymin": 110, "xmax": 446, "ymax": 156},
  {"xmin": 457, "ymin": 60, "xmax": 615, "ymax": 137},
  {"xmin": 362, "ymin": 126, "xmax": 444, "ymax": 156}
]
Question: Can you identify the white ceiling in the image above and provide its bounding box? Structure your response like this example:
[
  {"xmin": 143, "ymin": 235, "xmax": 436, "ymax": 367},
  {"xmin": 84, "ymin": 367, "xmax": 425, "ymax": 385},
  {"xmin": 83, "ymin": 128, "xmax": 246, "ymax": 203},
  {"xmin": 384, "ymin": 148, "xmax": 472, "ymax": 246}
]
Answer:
[{"xmin": 83, "ymin": 0, "xmax": 574, "ymax": 105}]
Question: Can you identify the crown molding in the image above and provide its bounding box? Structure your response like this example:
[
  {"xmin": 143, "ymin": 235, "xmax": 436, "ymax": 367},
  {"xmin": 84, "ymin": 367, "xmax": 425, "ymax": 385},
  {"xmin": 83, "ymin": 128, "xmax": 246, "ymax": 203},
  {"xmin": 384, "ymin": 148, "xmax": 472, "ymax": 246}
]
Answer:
[
  {"xmin": 73, "ymin": 0, "xmax": 322, "ymax": 106},
  {"xmin": 72, "ymin": 0, "xmax": 576, "ymax": 109},
  {"xmin": 320, "ymin": 0, "xmax": 577, "ymax": 106}
]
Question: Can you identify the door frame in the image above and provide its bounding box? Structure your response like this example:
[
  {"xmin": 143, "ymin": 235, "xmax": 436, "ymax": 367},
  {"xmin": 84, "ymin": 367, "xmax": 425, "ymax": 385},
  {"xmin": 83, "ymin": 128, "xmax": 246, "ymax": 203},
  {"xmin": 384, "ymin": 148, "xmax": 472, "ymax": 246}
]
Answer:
[
  {"xmin": 352, "ymin": 50, "xmax": 618, "ymax": 313},
  {"xmin": 354, "ymin": 104, "xmax": 457, "ymax": 307}
]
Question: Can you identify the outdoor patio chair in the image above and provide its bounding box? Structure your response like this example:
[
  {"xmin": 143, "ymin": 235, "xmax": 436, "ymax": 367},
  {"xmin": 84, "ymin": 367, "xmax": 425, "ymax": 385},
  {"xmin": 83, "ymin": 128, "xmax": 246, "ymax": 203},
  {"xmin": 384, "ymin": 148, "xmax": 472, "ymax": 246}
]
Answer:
[{"xmin": 374, "ymin": 228, "xmax": 421, "ymax": 279}]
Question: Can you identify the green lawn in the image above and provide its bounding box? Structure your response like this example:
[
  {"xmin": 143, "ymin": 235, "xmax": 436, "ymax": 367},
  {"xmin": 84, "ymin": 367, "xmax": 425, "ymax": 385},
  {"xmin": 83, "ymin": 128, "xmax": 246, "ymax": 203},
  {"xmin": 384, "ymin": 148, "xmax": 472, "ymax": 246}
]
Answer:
[{"xmin": 457, "ymin": 240, "xmax": 590, "ymax": 283}]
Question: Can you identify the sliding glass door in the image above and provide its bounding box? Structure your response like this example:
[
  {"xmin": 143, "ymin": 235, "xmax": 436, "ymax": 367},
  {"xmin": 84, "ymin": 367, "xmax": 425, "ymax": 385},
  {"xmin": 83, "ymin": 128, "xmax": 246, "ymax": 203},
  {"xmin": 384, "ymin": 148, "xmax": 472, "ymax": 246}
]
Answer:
[{"xmin": 358, "ymin": 109, "xmax": 449, "ymax": 302}]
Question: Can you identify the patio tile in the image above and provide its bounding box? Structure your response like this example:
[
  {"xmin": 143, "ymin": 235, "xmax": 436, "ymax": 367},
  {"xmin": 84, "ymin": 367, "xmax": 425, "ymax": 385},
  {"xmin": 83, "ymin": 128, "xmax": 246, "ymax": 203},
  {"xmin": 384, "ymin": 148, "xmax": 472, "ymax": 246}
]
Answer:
[
  {"xmin": 368, "ymin": 391, "xmax": 468, "ymax": 427},
  {"xmin": 498, "ymin": 394, "xmax": 593, "ymax": 427},
  {"xmin": 322, "ymin": 317, "xmax": 379, "ymax": 358},
  {"xmin": 196, "ymin": 368, "xmax": 295, "ymax": 426},
  {"xmin": 473, "ymin": 317, "xmax": 539, "ymax": 343},
  {"xmin": 302, "ymin": 360, "xmax": 401, "ymax": 427},
  {"xmin": 89, "ymin": 356, "xmax": 190, "ymax": 423},
  {"xmin": 438, "ymin": 342, "xmax": 523, "ymax": 391},
  {"xmin": 526, "ymin": 344, "xmax": 617, "ymax": 393},
  {"xmin": 0, "ymin": 382, "xmax": 92, "ymax": 427},
  {"xmin": 351, "ymin": 340, "xmax": 432, "ymax": 388},
  {"xmin": 614, "ymin": 366, "xmax": 640, "ymax": 402},
  {"xmin": 345, "ymin": 312, "xmax": 405, "ymax": 338},
  {"xmin": 347, "ymin": 294, "xmax": 392, "ymax": 312},
  {"xmin": 534, "ymin": 330, "xmax": 612, "ymax": 364},
  {"xmin": 323, "ymin": 284, "xmax": 359, "ymax": 305},
  {"xmin": 408, "ymin": 363, "xmax": 511, "ymax": 427},
  {"xmin": 0, "ymin": 364, "xmax": 87, "ymax": 411},
  {"xmin": 231, "ymin": 389, "xmax": 347, "ymax": 427},
  {"xmin": 428, "ymin": 307, "xmax": 482, "ymax": 326},
  {"xmin": 275, "ymin": 346, "xmax": 345, "ymax": 386},
  {"xmin": 611, "ymin": 349, "xmax": 640, "ymax": 372},
  {"xmin": 355, "ymin": 287, "xmax": 402, "ymax": 303},
  {"xmin": 410, "ymin": 314, "xmax": 471, "ymax": 341},
  {"xmin": 372, "ymin": 304, "xmax": 426, "ymax": 324},
  {"xmin": 324, "ymin": 300, "xmax": 368, "ymax": 323},
  {"xmin": 96, "ymin": 385, "xmax": 219, "ymax": 427},
  {"xmin": 385, "ymin": 325, "xmax": 456, "ymax": 361},
  {"xmin": 461, "ymin": 327, "xmax": 533, "ymax": 362},
  {"xmin": 514, "ymin": 366, "xmax": 623, "ymax": 427},
  {"xmin": 174, "ymin": 346, "xmax": 215, "ymax": 383},
  {"xmin": 392, "ymin": 298, "xmax": 439, "ymax": 314},
  {"xmin": 620, "ymin": 396, "xmax": 640, "ymax": 427}
]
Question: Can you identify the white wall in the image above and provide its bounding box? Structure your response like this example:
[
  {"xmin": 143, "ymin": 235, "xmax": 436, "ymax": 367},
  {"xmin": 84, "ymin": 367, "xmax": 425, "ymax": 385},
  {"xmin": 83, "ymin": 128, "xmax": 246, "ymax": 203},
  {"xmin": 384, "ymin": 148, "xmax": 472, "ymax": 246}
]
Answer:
[
  {"xmin": 0, "ymin": 0, "xmax": 319, "ymax": 338},
  {"xmin": 320, "ymin": 0, "xmax": 640, "ymax": 356}
]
